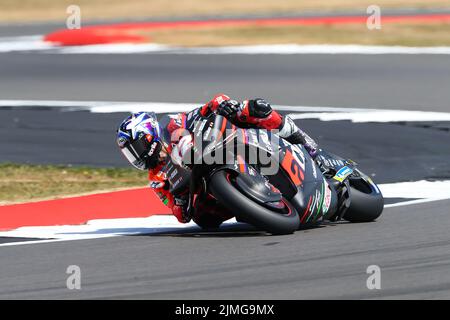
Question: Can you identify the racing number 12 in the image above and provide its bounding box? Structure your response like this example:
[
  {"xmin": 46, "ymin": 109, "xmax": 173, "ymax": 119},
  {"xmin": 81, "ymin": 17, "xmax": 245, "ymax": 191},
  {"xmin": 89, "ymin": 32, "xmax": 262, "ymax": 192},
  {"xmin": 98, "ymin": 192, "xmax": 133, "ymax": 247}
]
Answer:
[{"xmin": 281, "ymin": 149, "xmax": 304, "ymax": 186}]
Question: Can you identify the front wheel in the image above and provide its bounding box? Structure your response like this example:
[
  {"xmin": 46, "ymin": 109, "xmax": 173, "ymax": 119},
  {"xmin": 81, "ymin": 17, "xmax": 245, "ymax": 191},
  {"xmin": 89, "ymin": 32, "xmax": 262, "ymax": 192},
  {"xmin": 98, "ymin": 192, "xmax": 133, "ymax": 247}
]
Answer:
[
  {"xmin": 209, "ymin": 170, "xmax": 300, "ymax": 235},
  {"xmin": 343, "ymin": 174, "xmax": 384, "ymax": 222}
]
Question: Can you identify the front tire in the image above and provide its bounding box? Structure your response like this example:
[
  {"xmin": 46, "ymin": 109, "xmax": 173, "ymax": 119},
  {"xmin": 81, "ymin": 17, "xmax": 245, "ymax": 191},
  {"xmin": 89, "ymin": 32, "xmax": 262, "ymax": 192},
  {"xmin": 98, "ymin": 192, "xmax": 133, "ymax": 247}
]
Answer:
[
  {"xmin": 343, "ymin": 176, "xmax": 384, "ymax": 222},
  {"xmin": 209, "ymin": 170, "xmax": 300, "ymax": 235}
]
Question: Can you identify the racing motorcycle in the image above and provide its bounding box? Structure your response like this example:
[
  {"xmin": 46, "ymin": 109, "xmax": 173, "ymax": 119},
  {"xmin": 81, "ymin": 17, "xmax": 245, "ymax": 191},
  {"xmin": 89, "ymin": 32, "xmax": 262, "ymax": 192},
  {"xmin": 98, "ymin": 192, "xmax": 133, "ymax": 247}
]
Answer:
[{"xmin": 162, "ymin": 113, "xmax": 384, "ymax": 235}]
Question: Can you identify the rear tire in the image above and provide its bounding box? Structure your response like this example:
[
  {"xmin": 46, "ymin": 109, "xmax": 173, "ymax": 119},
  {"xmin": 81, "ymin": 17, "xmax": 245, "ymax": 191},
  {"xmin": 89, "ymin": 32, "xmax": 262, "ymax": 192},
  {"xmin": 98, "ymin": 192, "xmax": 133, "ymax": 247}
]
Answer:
[
  {"xmin": 209, "ymin": 170, "xmax": 300, "ymax": 235},
  {"xmin": 194, "ymin": 214, "xmax": 224, "ymax": 230}
]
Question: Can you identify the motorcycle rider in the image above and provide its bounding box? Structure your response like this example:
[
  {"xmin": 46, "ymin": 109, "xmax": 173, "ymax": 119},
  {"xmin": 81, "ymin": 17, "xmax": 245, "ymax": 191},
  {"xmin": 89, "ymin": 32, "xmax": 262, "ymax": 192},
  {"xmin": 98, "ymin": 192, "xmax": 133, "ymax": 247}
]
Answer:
[{"xmin": 116, "ymin": 94, "xmax": 319, "ymax": 226}]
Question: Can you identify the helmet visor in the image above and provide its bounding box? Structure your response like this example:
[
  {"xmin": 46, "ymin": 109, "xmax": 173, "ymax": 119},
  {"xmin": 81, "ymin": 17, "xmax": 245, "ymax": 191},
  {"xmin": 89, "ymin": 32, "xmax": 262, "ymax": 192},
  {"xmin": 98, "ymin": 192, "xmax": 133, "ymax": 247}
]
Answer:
[
  {"xmin": 120, "ymin": 145, "xmax": 146, "ymax": 170},
  {"xmin": 120, "ymin": 134, "xmax": 159, "ymax": 170}
]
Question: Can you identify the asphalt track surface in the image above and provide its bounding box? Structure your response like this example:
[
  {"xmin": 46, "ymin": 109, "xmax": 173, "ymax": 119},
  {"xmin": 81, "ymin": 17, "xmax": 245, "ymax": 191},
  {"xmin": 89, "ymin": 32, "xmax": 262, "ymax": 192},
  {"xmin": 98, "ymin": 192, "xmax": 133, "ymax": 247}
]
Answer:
[
  {"xmin": 1, "ymin": 53, "xmax": 450, "ymax": 112},
  {"xmin": 1, "ymin": 200, "xmax": 450, "ymax": 299},
  {"xmin": 1, "ymin": 50, "xmax": 450, "ymax": 299}
]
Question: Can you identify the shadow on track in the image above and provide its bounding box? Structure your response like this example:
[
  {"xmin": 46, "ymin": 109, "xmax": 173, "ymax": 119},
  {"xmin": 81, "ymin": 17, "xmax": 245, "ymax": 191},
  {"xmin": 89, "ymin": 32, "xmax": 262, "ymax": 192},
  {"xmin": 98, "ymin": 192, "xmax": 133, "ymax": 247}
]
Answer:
[
  {"xmin": 129, "ymin": 221, "xmax": 343, "ymax": 238},
  {"xmin": 56, "ymin": 220, "xmax": 345, "ymax": 238}
]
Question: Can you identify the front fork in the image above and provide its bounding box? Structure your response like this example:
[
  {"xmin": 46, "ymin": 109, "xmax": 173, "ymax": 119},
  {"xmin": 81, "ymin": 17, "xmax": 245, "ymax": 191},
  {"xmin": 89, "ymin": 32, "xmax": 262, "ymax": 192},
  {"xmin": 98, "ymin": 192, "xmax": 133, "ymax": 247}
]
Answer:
[{"xmin": 326, "ymin": 178, "xmax": 352, "ymax": 222}]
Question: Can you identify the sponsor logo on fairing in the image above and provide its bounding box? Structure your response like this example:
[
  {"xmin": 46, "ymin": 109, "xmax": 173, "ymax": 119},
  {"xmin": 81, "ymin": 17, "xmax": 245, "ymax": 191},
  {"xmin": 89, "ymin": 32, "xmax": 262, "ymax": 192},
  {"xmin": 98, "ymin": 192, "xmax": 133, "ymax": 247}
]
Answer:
[
  {"xmin": 172, "ymin": 177, "xmax": 183, "ymax": 189},
  {"xmin": 323, "ymin": 158, "xmax": 331, "ymax": 167},
  {"xmin": 311, "ymin": 161, "xmax": 318, "ymax": 179},
  {"xmin": 323, "ymin": 182, "xmax": 332, "ymax": 214},
  {"xmin": 306, "ymin": 194, "xmax": 317, "ymax": 222},
  {"xmin": 310, "ymin": 189, "xmax": 320, "ymax": 216},
  {"xmin": 150, "ymin": 181, "xmax": 165, "ymax": 189},
  {"xmin": 169, "ymin": 168, "xmax": 178, "ymax": 180},
  {"xmin": 334, "ymin": 166, "xmax": 353, "ymax": 182}
]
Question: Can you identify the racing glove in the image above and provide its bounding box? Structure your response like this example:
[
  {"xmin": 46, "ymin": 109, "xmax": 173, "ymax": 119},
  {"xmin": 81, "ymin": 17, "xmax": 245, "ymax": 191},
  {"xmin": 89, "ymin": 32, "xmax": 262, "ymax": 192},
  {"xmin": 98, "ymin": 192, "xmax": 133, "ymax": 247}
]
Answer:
[{"xmin": 216, "ymin": 99, "xmax": 242, "ymax": 118}]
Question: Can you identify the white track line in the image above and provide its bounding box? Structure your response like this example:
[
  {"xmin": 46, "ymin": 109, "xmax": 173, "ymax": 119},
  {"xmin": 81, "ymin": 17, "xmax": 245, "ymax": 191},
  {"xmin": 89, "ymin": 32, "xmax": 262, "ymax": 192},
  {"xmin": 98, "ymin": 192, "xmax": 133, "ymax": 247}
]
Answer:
[
  {"xmin": 379, "ymin": 180, "xmax": 450, "ymax": 200},
  {"xmin": 3, "ymin": 36, "xmax": 450, "ymax": 55},
  {"xmin": 97, "ymin": 44, "xmax": 450, "ymax": 55},
  {"xmin": 381, "ymin": 180, "xmax": 450, "ymax": 208},
  {"xmin": 384, "ymin": 198, "xmax": 448, "ymax": 208},
  {"xmin": 0, "ymin": 35, "xmax": 53, "ymax": 53},
  {"xmin": 288, "ymin": 110, "xmax": 450, "ymax": 122},
  {"xmin": 0, "ymin": 216, "xmax": 242, "ymax": 247},
  {"xmin": 1, "ymin": 99, "xmax": 450, "ymax": 123},
  {"xmin": 50, "ymin": 43, "xmax": 450, "ymax": 55},
  {"xmin": 1, "ymin": 180, "xmax": 450, "ymax": 246}
]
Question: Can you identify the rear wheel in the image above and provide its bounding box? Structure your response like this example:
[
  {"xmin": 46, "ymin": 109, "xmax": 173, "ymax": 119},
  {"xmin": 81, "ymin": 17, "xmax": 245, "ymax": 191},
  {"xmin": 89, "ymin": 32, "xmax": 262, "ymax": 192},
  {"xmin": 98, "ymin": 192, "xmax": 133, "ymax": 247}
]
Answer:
[
  {"xmin": 209, "ymin": 170, "xmax": 299, "ymax": 235},
  {"xmin": 194, "ymin": 214, "xmax": 224, "ymax": 230}
]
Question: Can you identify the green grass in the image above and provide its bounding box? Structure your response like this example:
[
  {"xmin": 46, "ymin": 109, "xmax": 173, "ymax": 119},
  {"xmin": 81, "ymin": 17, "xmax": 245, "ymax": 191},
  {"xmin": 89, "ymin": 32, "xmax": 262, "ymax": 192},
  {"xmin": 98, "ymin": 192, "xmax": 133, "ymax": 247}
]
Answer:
[
  {"xmin": 142, "ymin": 22, "xmax": 450, "ymax": 47},
  {"xmin": 0, "ymin": 163, "xmax": 147, "ymax": 204},
  {"xmin": 1, "ymin": 0, "xmax": 449, "ymax": 23}
]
